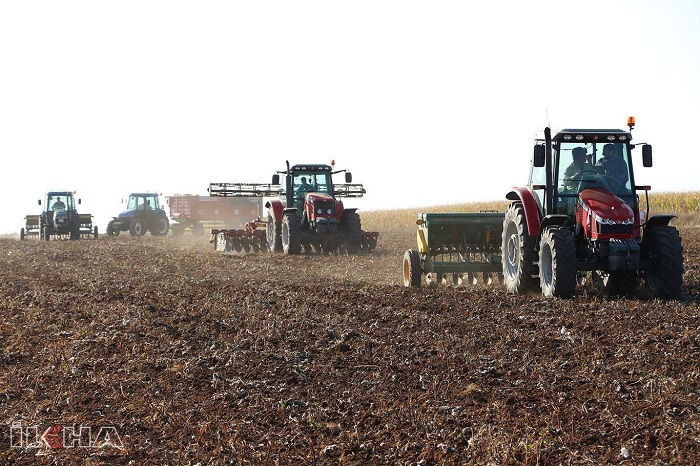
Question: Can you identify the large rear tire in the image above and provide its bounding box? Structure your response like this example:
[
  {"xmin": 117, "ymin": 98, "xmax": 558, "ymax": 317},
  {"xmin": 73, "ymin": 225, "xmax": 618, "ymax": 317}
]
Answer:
[
  {"xmin": 644, "ymin": 225, "xmax": 684, "ymax": 299},
  {"xmin": 539, "ymin": 227, "xmax": 577, "ymax": 298},
  {"xmin": 341, "ymin": 211, "xmax": 362, "ymax": 254},
  {"xmin": 502, "ymin": 203, "xmax": 539, "ymax": 293},
  {"xmin": 403, "ymin": 249, "xmax": 422, "ymax": 287},
  {"xmin": 267, "ymin": 212, "xmax": 282, "ymax": 252},
  {"xmin": 150, "ymin": 215, "xmax": 169, "ymax": 236},
  {"xmin": 282, "ymin": 212, "xmax": 302, "ymax": 255},
  {"xmin": 191, "ymin": 223, "xmax": 204, "ymax": 237},
  {"xmin": 129, "ymin": 219, "xmax": 145, "ymax": 237}
]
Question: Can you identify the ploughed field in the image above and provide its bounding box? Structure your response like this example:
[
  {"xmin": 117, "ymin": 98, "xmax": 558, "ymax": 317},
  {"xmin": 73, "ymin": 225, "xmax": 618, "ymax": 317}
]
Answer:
[{"xmin": 0, "ymin": 225, "xmax": 699, "ymax": 465}]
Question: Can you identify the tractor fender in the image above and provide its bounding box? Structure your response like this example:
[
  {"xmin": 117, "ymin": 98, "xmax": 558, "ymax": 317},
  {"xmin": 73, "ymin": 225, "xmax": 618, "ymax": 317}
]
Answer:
[
  {"xmin": 265, "ymin": 199, "xmax": 285, "ymax": 222},
  {"xmin": 341, "ymin": 207, "xmax": 358, "ymax": 219},
  {"xmin": 506, "ymin": 187, "xmax": 542, "ymax": 236},
  {"xmin": 644, "ymin": 214, "xmax": 677, "ymax": 229},
  {"xmin": 539, "ymin": 214, "xmax": 570, "ymax": 240}
]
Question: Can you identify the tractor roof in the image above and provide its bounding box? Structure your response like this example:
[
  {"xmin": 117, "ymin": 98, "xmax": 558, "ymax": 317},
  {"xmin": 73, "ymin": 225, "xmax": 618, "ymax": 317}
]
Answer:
[
  {"xmin": 130, "ymin": 192, "xmax": 160, "ymax": 197},
  {"xmin": 290, "ymin": 164, "xmax": 333, "ymax": 172},
  {"xmin": 553, "ymin": 128, "xmax": 633, "ymax": 143},
  {"xmin": 47, "ymin": 191, "xmax": 75, "ymax": 196}
]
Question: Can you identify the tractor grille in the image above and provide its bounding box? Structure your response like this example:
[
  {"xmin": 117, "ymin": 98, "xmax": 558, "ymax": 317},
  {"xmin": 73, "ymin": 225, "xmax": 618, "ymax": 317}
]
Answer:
[
  {"xmin": 598, "ymin": 223, "xmax": 634, "ymax": 236},
  {"xmin": 314, "ymin": 200, "xmax": 335, "ymax": 217}
]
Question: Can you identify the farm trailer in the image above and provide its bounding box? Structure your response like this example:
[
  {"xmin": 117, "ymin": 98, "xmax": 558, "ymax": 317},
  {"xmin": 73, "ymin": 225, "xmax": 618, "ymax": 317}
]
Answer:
[{"xmin": 166, "ymin": 195, "xmax": 263, "ymax": 237}]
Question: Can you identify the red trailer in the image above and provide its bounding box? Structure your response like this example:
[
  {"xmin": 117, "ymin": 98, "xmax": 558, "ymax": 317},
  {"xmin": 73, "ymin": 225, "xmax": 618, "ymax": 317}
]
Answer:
[{"xmin": 166, "ymin": 195, "xmax": 263, "ymax": 236}]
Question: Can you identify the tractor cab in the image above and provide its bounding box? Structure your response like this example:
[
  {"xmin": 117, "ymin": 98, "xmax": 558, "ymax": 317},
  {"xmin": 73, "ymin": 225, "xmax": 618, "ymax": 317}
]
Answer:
[
  {"xmin": 44, "ymin": 191, "xmax": 77, "ymax": 213},
  {"xmin": 283, "ymin": 165, "xmax": 336, "ymax": 209},
  {"xmin": 125, "ymin": 193, "xmax": 162, "ymax": 212},
  {"xmin": 529, "ymin": 120, "xmax": 650, "ymax": 227}
]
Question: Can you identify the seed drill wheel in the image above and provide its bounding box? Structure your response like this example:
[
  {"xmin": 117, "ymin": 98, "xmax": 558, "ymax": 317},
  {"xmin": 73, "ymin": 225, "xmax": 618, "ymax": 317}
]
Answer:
[
  {"xmin": 241, "ymin": 237, "xmax": 251, "ymax": 253},
  {"xmin": 403, "ymin": 249, "xmax": 422, "ymax": 287},
  {"xmin": 93, "ymin": 226, "xmax": 99, "ymax": 239},
  {"xmin": 644, "ymin": 225, "xmax": 684, "ymax": 299},
  {"xmin": 20, "ymin": 228, "xmax": 25, "ymax": 241},
  {"xmin": 502, "ymin": 203, "xmax": 540, "ymax": 293},
  {"xmin": 539, "ymin": 226, "xmax": 577, "ymax": 298}
]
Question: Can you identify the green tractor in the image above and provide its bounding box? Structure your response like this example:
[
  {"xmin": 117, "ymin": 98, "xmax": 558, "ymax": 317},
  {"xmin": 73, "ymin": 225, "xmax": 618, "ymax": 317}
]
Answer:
[{"xmin": 106, "ymin": 192, "xmax": 169, "ymax": 237}]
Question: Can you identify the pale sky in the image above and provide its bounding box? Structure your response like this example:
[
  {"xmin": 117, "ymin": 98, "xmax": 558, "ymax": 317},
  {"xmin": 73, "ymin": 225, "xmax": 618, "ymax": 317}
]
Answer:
[{"xmin": 2, "ymin": 1, "xmax": 698, "ymax": 234}]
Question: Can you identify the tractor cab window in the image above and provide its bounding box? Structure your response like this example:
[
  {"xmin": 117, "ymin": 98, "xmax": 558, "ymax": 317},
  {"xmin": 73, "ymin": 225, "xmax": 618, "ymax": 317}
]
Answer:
[
  {"xmin": 555, "ymin": 142, "xmax": 633, "ymax": 214},
  {"xmin": 48, "ymin": 194, "xmax": 73, "ymax": 211},
  {"xmin": 293, "ymin": 173, "xmax": 332, "ymax": 197}
]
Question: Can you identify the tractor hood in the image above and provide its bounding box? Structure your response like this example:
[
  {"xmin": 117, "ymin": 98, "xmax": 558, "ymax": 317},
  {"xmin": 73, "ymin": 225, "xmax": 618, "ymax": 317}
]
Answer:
[
  {"xmin": 306, "ymin": 192, "xmax": 334, "ymax": 203},
  {"xmin": 118, "ymin": 209, "xmax": 137, "ymax": 219},
  {"xmin": 578, "ymin": 188, "xmax": 634, "ymax": 224}
]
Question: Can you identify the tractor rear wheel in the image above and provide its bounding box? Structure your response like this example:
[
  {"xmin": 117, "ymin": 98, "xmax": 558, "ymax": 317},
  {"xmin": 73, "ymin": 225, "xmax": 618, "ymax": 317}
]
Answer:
[
  {"xmin": 150, "ymin": 215, "xmax": 169, "ymax": 236},
  {"xmin": 502, "ymin": 203, "xmax": 539, "ymax": 293},
  {"xmin": 539, "ymin": 227, "xmax": 577, "ymax": 298},
  {"xmin": 282, "ymin": 212, "xmax": 302, "ymax": 255},
  {"xmin": 267, "ymin": 212, "xmax": 282, "ymax": 252},
  {"xmin": 70, "ymin": 226, "xmax": 80, "ymax": 240},
  {"xmin": 191, "ymin": 223, "xmax": 204, "ymax": 237},
  {"xmin": 341, "ymin": 211, "xmax": 362, "ymax": 254},
  {"xmin": 130, "ymin": 219, "xmax": 145, "ymax": 237},
  {"xmin": 644, "ymin": 225, "xmax": 684, "ymax": 298},
  {"xmin": 403, "ymin": 249, "xmax": 422, "ymax": 287}
]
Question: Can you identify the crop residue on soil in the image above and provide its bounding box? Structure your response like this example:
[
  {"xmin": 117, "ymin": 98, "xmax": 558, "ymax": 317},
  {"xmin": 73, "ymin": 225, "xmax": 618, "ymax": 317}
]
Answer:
[{"xmin": 0, "ymin": 228, "xmax": 699, "ymax": 465}]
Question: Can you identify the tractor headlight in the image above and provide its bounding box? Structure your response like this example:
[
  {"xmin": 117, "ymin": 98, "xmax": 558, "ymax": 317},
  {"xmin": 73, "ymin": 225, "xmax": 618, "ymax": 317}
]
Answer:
[
  {"xmin": 326, "ymin": 208, "xmax": 332, "ymax": 215},
  {"xmin": 317, "ymin": 208, "xmax": 322, "ymax": 214}
]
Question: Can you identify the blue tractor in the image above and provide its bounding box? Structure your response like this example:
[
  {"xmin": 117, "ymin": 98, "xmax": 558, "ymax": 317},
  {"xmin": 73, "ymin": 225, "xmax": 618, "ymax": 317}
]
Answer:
[{"xmin": 106, "ymin": 192, "xmax": 169, "ymax": 237}]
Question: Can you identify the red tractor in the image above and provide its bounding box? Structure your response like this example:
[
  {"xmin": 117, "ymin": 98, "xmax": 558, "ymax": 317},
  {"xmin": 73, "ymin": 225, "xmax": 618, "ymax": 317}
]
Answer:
[
  {"xmin": 209, "ymin": 161, "xmax": 378, "ymax": 254},
  {"xmin": 502, "ymin": 117, "xmax": 683, "ymax": 298}
]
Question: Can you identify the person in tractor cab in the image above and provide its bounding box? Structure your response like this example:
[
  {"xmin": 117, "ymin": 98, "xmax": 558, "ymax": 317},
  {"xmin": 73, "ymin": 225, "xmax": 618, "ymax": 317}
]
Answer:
[
  {"xmin": 595, "ymin": 143, "xmax": 629, "ymax": 193},
  {"xmin": 143, "ymin": 199, "xmax": 152, "ymax": 211},
  {"xmin": 296, "ymin": 177, "xmax": 314, "ymax": 195},
  {"xmin": 562, "ymin": 147, "xmax": 593, "ymax": 192},
  {"xmin": 52, "ymin": 197, "xmax": 66, "ymax": 211}
]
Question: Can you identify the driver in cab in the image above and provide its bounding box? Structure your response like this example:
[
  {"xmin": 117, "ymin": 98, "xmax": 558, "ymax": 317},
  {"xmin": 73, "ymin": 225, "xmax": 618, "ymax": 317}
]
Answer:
[{"xmin": 562, "ymin": 147, "xmax": 593, "ymax": 192}]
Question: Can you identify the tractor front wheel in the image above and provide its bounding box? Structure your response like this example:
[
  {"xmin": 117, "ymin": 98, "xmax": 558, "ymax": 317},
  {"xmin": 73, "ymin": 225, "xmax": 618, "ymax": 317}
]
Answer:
[
  {"xmin": 502, "ymin": 203, "xmax": 539, "ymax": 293},
  {"xmin": 282, "ymin": 212, "xmax": 302, "ymax": 255},
  {"xmin": 403, "ymin": 249, "xmax": 422, "ymax": 287},
  {"xmin": 644, "ymin": 225, "xmax": 684, "ymax": 298},
  {"xmin": 129, "ymin": 219, "xmax": 145, "ymax": 237},
  {"xmin": 539, "ymin": 227, "xmax": 577, "ymax": 298},
  {"xmin": 267, "ymin": 212, "xmax": 282, "ymax": 252},
  {"xmin": 43, "ymin": 226, "xmax": 50, "ymax": 241}
]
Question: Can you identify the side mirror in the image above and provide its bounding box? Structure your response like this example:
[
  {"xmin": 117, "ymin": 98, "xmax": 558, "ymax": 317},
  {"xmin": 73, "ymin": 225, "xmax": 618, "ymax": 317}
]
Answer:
[
  {"xmin": 533, "ymin": 145, "xmax": 545, "ymax": 167},
  {"xmin": 272, "ymin": 174, "xmax": 280, "ymax": 185},
  {"xmin": 642, "ymin": 144, "xmax": 653, "ymax": 167},
  {"xmin": 78, "ymin": 199, "xmax": 82, "ymax": 205},
  {"xmin": 38, "ymin": 200, "xmax": 41, "ymax": 205},
  {"xmin": 345, "ymin": 172, "xmax": 352, "ymax": 183}
]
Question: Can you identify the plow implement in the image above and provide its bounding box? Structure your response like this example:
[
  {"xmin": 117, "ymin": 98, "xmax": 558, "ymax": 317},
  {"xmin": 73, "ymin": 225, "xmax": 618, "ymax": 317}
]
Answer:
[{"xmin": 403, "ymin": 212, "xmax": 504, "ymax": 287}]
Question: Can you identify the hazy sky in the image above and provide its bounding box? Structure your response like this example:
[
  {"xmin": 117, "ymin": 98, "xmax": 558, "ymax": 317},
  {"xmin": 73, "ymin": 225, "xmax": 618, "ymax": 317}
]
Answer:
[{"xmin": 2, "ymin": 1, "xmax": 699, "ymax": 234}]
